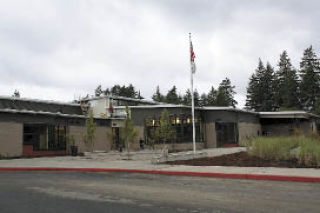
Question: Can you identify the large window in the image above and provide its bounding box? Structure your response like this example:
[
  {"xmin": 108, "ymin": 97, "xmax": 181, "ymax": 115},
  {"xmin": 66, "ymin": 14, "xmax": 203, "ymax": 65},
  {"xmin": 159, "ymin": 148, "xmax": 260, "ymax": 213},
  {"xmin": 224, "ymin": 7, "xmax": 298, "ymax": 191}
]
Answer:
[
  {"xmin": 145, "ymin": 114, "xmax": 203, "ymax": 144},
  {"xmin": 23, "ymin": 124, "xmax": 66, "ymax": 151}
]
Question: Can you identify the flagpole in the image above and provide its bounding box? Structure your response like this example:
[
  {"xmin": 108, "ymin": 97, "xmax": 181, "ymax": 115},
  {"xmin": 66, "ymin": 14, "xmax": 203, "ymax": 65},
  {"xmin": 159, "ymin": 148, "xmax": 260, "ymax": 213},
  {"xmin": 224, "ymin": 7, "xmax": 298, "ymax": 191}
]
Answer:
[{"xmin": 189, "ymin": 33, "xmax": 196, "ymax": 155}]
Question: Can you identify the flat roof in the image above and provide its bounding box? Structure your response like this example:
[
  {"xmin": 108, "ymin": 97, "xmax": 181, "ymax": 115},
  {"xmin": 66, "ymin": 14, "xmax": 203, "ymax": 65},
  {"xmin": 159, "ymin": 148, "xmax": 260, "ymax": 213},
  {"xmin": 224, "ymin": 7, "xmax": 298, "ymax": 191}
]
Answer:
[
  {"xmin": 81, "ymin": 95, "xmax": 161, "ymax": 105},
  {"xmin": 200, "ymin": 106, "xmax": 257, "ymax": 114},
  {"xmin": 115, "ymin": 105, "xmax": 257, "ymax": 114},
  {"xmin": 0, "ymin": 108, "xmax": 86, "ymax": 119},
  {"xmin": 0, "ymin": 108, "xmax": 124, "ymax": 120},
  {"xmin": 0, "ymin": 96, "xmax": 80, "ymax": 106},
  {"xmin": 259, "ymin": 111, "xmax": 320, "ymax": 119},
  {"xmin": 116, "ymin": 104, "xmax": 193, "ymax": 109}
]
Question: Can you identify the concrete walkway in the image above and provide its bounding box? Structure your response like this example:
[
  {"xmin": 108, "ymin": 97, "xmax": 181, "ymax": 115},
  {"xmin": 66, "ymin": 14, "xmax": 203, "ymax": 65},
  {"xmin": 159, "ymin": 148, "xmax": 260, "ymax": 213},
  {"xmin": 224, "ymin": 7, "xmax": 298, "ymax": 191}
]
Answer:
[{"xmin": 1, "ymin": 147, "xmax": 320, "ymax": 182}]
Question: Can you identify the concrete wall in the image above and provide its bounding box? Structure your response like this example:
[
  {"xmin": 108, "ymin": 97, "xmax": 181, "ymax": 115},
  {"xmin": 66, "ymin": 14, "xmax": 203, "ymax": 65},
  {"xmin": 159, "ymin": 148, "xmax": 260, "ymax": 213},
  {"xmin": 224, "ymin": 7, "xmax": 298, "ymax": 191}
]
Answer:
[
  {"xmin": 202, "ymin": 110, "xmax": 260, "ymax": 124},
  {"xmin": 261, "ymin": 120, "xmax": 312, "ymax": 136},
  {"xmin": 130, "ymin": 125, "xmax": 144, "ymax": 150},
  {"xmin": 238, "ymin": 122, "xmax": 261, "ymax": 146},
  {"xmin": 205, "ymin": 122, "xmax": 217, "ymax": 148},
  {"xmin": 89, "ymin": 98, "xmax": 107, "ymax": 118},
  {"xmin": 68, "ymin": 126, "xmax": 112, "ymax": 153},
  {"xmin": 0, "ymin": 122, "xmax": 23, "ymax": 157}
]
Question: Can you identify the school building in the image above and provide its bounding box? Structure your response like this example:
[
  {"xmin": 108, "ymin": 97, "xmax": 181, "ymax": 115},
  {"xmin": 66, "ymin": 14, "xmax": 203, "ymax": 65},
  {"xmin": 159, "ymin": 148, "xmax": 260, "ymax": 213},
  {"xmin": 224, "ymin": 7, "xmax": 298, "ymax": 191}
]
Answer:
[{"xmin": 0, "ymin": 95, "xmax": 319, "ymax": 157}]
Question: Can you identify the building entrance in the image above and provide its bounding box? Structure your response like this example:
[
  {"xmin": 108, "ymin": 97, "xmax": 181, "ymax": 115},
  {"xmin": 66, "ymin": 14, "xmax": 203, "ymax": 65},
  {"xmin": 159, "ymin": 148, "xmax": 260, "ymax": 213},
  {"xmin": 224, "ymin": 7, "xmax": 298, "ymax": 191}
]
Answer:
[
  {"xmin": 215, "ymin": 122, "xmax": 238, "ymax": 147},
  {"xmin": 112, "ymin": 127, "xmax": 121, "ymax": 150}
]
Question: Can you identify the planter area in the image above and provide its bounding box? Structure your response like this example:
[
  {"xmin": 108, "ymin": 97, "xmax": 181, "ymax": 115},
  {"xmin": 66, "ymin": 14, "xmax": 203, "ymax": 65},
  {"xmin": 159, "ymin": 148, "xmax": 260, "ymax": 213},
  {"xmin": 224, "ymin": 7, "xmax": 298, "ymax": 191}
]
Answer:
[{"xmin": 167, "ymin": 151, "xmax": 320, "ymax": 168}]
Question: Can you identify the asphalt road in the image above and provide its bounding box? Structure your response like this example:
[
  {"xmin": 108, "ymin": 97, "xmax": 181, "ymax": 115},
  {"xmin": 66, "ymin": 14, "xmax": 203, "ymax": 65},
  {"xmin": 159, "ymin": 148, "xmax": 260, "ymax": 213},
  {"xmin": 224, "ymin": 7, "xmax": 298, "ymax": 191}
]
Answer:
[{"xmin": 0, "ymin": 171, "xmax": 319, "ymax": 213}]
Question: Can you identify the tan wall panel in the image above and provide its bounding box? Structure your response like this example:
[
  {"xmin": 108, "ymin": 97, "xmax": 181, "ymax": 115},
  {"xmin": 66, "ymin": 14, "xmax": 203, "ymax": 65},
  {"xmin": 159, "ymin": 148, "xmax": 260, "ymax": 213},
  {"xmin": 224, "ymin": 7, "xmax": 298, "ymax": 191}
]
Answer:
[
  {"xmin": 300, "ymin": 121, "xmax": 312, "ymax": 134},
  {"xmin": 262, "ymin": 121, "xmax": 312, "ymax": 136},
  {"xmin": 0, "ymin": 122, "xmax": 23, "ymax": 157},
  {"xmin": 238, "ymin": 122, "xmax": 261, "ymax": 146},
  {"xmin": 69, "ymin": 126, "xmax": 112, "ymax": 153},
  {"xmin": 129, "ymin": 125, "xmax": 144, "ymax": 151},
  {"xmin": 205, "ymin": 122, "xmax": 216, "ymax": 148}
]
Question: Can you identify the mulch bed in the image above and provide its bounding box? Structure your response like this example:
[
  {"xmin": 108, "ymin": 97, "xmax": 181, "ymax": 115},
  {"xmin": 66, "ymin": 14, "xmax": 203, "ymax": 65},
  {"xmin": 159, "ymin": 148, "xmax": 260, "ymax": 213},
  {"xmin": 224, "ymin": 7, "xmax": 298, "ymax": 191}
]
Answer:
[{"xmin": 167, "ymin": 151, "xmax": 319, "ymax": 168}]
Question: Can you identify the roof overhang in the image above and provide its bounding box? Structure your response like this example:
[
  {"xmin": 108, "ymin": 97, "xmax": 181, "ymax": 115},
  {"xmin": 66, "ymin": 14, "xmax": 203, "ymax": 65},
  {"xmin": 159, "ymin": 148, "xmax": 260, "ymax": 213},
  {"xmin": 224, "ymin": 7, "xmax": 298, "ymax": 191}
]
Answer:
[
  {"xmin": 0, "ymin": 108, "xmax": 108, "ymax": 120},
  {"xmin": 259, "ymin": 111, "xmax": 320, "ymax": 119}
]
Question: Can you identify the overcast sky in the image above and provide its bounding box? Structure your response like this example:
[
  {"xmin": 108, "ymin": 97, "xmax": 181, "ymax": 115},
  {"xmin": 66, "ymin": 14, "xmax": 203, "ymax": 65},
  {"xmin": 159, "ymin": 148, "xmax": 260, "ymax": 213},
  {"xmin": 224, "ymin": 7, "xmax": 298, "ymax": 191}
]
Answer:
[{"xmin": 1, "ymin": 0, "xmax": 319, "ymax": 107}]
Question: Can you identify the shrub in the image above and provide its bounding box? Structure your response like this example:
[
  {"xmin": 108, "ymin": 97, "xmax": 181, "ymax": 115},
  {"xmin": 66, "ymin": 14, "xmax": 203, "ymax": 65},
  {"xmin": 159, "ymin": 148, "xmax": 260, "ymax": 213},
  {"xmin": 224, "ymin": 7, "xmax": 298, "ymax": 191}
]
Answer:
[
  {"xmin": 248, "ymin": 136, "xmax": 299, "ymax": 161},
  {"xmin": 298, "ymin": 137, "xmax": 320, "ymax": 167},
  {"xmin": 247, "ymin": 136, "xmax": 320, "ymax": 167}
]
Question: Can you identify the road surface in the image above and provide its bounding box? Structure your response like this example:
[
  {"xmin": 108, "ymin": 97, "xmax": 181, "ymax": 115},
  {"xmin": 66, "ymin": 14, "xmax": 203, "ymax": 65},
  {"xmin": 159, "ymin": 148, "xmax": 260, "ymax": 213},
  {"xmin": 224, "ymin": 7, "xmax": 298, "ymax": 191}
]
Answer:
[{"xmin": 0, "ymin": 171, "xmax": 319, "ymax": 213}]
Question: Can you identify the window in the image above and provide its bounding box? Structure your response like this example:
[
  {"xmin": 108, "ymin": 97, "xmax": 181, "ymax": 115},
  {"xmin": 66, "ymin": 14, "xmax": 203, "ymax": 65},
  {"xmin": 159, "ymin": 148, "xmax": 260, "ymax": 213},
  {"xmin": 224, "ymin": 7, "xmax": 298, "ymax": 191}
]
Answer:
[
  {"xmin": 145, "ymin": 114, "xmax": 203, "ymax": 144},
  {"xmin": 23, "ymin": 124, "xmax": 66, "ymax": 151}
]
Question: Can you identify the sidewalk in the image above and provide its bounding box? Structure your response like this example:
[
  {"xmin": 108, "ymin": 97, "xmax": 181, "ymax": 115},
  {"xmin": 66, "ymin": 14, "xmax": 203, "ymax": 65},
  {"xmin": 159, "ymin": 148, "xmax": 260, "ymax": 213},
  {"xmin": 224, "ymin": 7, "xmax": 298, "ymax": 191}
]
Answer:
[{"xmin": 1, "ymin": 147, "xmax": 320, "ymax": 182}]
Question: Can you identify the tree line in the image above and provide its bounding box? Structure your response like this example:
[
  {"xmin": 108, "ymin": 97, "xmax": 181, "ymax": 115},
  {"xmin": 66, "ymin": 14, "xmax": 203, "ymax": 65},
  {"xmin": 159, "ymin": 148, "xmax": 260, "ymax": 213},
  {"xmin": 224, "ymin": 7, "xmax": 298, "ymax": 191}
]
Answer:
[
  {"xmin": 151, "ymin": 78, "xmax": 237, "ymax": 107},
  {"xmin": 94, "ymin": 78, "xmax": 238, "ymax": 107},
  {"xmin": 94, "ymin": 84, "xmax": 143, "ymax": 99},
  {"xmin": 246, "ymin": 46, "xmax": 320, "ymax": 114}
]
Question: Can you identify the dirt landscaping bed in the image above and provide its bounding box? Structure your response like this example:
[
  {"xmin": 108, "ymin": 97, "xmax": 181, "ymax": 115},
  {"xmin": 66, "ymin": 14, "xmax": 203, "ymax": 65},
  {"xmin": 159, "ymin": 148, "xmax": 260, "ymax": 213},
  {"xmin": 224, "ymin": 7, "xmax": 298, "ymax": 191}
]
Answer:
[{"xmin": 166, "ymin": 151, "xmax": 320, "ymax": 168}]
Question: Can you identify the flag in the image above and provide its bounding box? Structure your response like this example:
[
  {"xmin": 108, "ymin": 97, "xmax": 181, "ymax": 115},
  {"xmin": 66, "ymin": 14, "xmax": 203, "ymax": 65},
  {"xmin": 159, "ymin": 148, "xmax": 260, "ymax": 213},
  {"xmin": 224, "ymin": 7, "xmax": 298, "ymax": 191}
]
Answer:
[{"xmin": 190, "ymin": 39, "xmax": 196, "ymax": 73}]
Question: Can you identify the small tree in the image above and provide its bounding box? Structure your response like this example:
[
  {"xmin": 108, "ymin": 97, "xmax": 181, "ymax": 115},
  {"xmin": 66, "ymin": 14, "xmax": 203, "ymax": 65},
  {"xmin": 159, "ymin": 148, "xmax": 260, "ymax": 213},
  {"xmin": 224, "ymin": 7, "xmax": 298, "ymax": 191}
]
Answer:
[
  {"xmin": 154, "ymin": 109, "xmax": 176, "ymax": 148},
  {"xmin": 82, "ymin": 109, "xmax": 97, "ymax": 152},
  {"xmin": 120, "ymin": 105, "xmax": 138, "ymax": 159}
]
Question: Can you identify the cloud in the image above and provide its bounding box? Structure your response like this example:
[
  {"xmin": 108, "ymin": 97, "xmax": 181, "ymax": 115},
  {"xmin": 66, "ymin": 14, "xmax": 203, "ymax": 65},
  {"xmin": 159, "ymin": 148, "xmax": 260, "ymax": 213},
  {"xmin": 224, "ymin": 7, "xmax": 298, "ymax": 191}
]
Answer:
[{"xmin": 0, "ymin": 0, "xmax": 320, "ymax": 106}]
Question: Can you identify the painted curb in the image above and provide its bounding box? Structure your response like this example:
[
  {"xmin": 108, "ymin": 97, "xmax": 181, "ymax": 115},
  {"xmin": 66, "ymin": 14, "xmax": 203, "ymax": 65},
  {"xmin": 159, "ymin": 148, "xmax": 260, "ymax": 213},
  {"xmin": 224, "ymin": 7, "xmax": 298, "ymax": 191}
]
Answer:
[{"xmin": 0, "ymin": 167, "xmax": 320, "ymax": 183}]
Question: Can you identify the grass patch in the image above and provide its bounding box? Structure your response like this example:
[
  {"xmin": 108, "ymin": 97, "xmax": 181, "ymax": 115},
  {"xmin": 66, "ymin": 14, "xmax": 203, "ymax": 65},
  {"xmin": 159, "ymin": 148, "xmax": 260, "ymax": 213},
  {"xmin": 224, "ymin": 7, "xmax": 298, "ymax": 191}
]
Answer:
[{"xmin": 246, "ymin": 135, "xmax": 320, "ymax": 167}]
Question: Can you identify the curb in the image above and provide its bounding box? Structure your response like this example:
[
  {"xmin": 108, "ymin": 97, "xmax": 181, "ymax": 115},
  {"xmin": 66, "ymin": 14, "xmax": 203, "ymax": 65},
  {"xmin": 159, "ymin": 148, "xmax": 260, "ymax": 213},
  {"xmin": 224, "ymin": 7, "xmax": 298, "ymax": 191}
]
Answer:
[{"xmin": 1, "ymin": 167, "xmax": 320, "ymax": 183}]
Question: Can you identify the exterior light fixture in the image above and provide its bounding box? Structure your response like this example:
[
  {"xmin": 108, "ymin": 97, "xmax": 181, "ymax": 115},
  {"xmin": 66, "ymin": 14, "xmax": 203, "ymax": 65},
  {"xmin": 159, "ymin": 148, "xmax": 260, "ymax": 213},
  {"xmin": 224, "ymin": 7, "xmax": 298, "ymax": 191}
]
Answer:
[{"xmin": 176, "ymin": 117, "xmax": 180, "ymax": 124}]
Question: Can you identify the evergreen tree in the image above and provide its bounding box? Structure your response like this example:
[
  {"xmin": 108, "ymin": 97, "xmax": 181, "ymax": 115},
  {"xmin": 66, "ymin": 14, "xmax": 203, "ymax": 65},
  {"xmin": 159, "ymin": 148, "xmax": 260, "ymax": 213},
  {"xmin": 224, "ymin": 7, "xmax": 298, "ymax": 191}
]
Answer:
[
  {"xmin": 193, "ymin": 90, "xmax": 200, "ymax": 107},
  {"xmin": 94, "ymin": 85, "xmax": 103, "ymax": 97},
  {"xmin": 152, "ymin": 86, "xmax": 165, "ymax": 102},
  {"xmin": 260, "ymin": 62, "xmax": 275, "ymax": 111},
  {"xmin": 276, "ymin": 51, "xmax": 299, "ymax": 110},
  {"xmin": 200, "ymin": 93, "xmax": 208, "ymax": 106},
  {"xmin": 215, "ymin": 78, "xmax": 237, "ymax": 107},
  {"xmin": 245, "ymin": 73, "xmax": 259, "ymax": 110},
  {"xmin": 255, "ymin": 59, "xmax": 266, "ymax": 111},
  {"xmin": 166, "ymin": 86, "xmax": 180, "ymax": 104},
  {"xmin": 246, "ymin": 59, "xmax": 275, "ymax": 111},
  {"xmin": 299, "ymin": 46, "xmax": 320, "ymax": 112},
  {"xmin": 104, "ymin": 88, "xmax": 111, "ymax": 95},
  {"xmin": 182, "ymin": 89, "xmax": 192, "ymax": 105},
  {"xmin": 272, "ymin": 71, "xmax": 281, "ymax": 110},
  {"xmin": 177, "ymin": 94, "xmax": 183, "ymax": 105},
  {"xmin": 206, "ymin": 86, "xmax": 217, "ymax": 106},
  {"xmin": 111, "ymin": 84, "xmax": 121, "ymax": 96},
  {"xmin": 182, "ymin": 89, "xmax": 200, "ymax": 106},
  {"xmin": 137, "ymin": 90, "xmax": 143, "ymax": 99},
  {"xmin": 125, "ymin": 84, "xmax": 138, "ymax": 98},
  {"xmin": 109, "ymin": 84, "xmax": 138, "ymax": 98}
]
